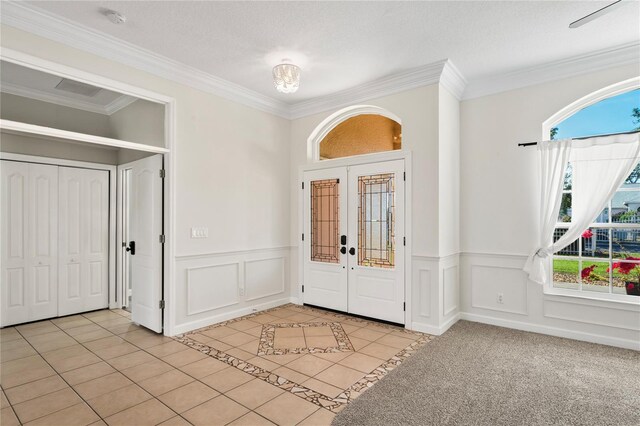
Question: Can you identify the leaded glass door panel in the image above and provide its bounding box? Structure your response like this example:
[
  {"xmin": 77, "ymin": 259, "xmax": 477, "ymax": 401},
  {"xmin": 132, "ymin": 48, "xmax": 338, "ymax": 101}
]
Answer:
[
  {"xmin": 347, "ymin": 160, "xmax": 405, "ymax": 324},
  {"xmin": 302, "ymin": 167, "xmax": 348, "ymax": 312},
  {"xmin": 302, "ymin": 160, "xmax": 405, "ymax": 324}
]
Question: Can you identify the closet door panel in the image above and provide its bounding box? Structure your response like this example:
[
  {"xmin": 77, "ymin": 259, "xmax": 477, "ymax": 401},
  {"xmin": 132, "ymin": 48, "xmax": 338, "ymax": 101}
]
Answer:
[
  {"xmin": 84, "ymin": 170, "xmax": 109, "ymax": 310},
  {"xmin": 58, "ymin": 167, "xmax": 109, "ymax": 316},
  {"xmin": 1, "ymin": 161, "xmax": 29, "ymax": 325},
  {"xmin": 29, "ymin": 164, "xmax": 58, "ymax": 321},
  {"xmin": 58, "ymin": 167, "xmax": 84, "ymax": 315}
]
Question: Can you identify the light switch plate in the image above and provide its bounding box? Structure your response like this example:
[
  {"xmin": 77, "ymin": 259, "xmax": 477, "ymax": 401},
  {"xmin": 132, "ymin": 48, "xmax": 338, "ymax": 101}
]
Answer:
[{"xmin": 191, "ymin": 227, "xmax": 208, "ymax": 238}]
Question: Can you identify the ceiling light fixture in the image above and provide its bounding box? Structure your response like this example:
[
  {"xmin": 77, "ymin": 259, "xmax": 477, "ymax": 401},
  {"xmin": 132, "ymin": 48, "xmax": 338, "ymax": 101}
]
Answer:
[{"xmin": 272, "ymin": 59, "xmax": 300, "ymax": 94}]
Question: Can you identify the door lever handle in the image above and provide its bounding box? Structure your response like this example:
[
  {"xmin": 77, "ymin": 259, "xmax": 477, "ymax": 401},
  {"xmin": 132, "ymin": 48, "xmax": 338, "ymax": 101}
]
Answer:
[
  {"xmin": 349, "ymin": 247, "xmax": 355, "ymax": 255},
  {"xmin": 340, "ymin": 246, "xmax": 347, "ymax": 254},
  {"xmin": 126, "ymin": 241, "xmax": 136, "ymax": 255}
]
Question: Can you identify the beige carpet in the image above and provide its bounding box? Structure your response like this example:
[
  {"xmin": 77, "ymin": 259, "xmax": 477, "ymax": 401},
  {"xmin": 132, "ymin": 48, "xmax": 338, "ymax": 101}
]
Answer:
[{"xmin": 333, "ymin": 321, "xmax": 640, "ymax": 426}]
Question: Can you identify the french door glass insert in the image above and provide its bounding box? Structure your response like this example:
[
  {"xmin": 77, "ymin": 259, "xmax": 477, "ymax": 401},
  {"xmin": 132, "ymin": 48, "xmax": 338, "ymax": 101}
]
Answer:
[
  {"xmin": 358, "ymin": 173, "xmax": 395, "ymax": 268},
  {"xmin": 311, "ymin": 179, "xmax": 340, "ymax": 263}
]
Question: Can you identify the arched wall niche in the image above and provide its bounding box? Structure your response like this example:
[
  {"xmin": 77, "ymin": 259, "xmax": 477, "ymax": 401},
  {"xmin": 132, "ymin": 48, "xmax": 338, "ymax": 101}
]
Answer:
[{"xmin": 307, "ymin": 105, "xmax": 402, "ymax": 161}]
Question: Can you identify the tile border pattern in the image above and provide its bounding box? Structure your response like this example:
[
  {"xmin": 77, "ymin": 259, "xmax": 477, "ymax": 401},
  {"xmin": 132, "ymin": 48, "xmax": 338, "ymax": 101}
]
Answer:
[
  {"xmin": 258, "ymin": 322, "xmax": 354, "ymax": 355},
  {"xmin": 174, "ymin": 304, "xmax": 435, "ymax": 413}
]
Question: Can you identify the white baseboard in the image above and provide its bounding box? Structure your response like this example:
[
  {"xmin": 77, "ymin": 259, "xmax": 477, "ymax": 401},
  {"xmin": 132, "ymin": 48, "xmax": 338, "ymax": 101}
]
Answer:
[
  {"xmin": 411, "ymin": 313, "xmax": 461, "ymax": 335},
  {"xmin": 460, "ymin": 312, "xmax": 640, "ymax": 351},
  {"xmin": 169, "ymin": 297, "xmax": 292, "ymax": 336}
]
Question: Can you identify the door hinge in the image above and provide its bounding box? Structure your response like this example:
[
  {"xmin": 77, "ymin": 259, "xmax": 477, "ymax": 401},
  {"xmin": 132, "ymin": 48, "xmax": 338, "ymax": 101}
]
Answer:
[
  {"xmin": 159, "ymin": 300, "xmax": 165, "ymax": 309},
  {"xmin": 403, "ymin": 172, "xmax": 405, "ymax": 181},
  {"xmin": 302, "ymin": 285, "xmax": 305, "ymax": 293},
  {"xmin": 403, "ymin": 237, "xmax": 406, "ymax": 246},
  {"xmin": 159, "ymin": 234, "xmax": 166, "ymax": 244},
  {"xmin": 302, "ymin": 182, "xmax": 304, "ymax": 190},
  {"xmin": 159, "ymin": 169, "xmax": 166, "ymax": 179},
  {"xmin": 302, "ymin": 233, "xmax": 304, "ymax": 241},
  {"xmin": 403, "ymin": 302, "xmax": 406, "ymax": 311}
]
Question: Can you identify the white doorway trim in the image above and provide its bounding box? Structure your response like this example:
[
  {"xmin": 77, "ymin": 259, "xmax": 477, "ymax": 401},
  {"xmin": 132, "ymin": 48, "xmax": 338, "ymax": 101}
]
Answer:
[
  {"xmin": 0, "ymin": 152, "xmax": 118, "ymax": 310},
  {"xmin": 0, "ymin": 48, "xmax": 178, "ymax": 335},
  {"xmin": 297, "ymin": 149, "xmax": 413, "ymax": 328}
]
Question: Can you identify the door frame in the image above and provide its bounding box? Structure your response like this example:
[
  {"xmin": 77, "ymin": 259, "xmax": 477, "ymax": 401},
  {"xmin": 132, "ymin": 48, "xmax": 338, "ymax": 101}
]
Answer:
[
  {"xmin": 0, "ymin": 153, "xmax": 118, "ymax": 311},
  {"xmin": 1, "ymin": 48, "xmax": 177, "ymax": 335},
  {"xmin": 298, "ymin": 150, "xmax": 413, "ymax": 328}
]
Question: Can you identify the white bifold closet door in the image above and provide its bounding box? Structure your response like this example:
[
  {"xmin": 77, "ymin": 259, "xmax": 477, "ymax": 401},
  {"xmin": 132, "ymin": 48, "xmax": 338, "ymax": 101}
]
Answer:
[
  {"xmin": 58, "ymin": 167, "xmax": 109, "ymax": 316},
  {"xmin": 1, "ymin": 161, "xmax": 58, "ymax": 326}
]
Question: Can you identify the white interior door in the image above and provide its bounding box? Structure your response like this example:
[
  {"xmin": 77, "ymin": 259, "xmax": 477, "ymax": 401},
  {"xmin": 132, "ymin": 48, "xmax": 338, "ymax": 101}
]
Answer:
[
  {"xmin": 58, "ymin": 167, "xmax": 109, "ymax": 316},
  {"xmin": 303, "ymin": 167, "xmax": 348, "ymax": 311},
  {"xmin": 126, "ymin": 154, "xmax": 164, "ymax": 332},
  {"xmin": 347, "ymin": 160, "xmax": 405, "ymax": 324},
  {"xmin": 1, "ymin": 161, "xmax": 58, "ymax": 326}
]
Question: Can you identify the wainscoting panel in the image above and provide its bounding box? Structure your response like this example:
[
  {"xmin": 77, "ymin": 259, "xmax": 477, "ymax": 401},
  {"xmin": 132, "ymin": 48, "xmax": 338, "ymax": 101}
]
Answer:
[
  {"xmin": 245, "ymin": 257, "xmax": 286, "ymax": 301},
  {"xmin": 471, "ymin": 264, "xmax": 528, "ymax": 315},
  {"xmin": 186, "ymin": 263, "xmax": 239, "ymax": 316},
  {"xmin": 410, "ymin": 254, "xmax": 460, "ymax": 335},
  {"xmin": 174, "ymin": 247, "xmax": 292, "ymax": 335},
  {"xmin": 443, "ymin": 265, "xmax": 459, "ymax": 316},
  {"xmin": 460, "ymin": 253, "xmax": 640, "ymax": 350},
  {"xmin": 418, "ymin": 269, "xmax": 432, "ymax": 318},
  {"xmin": 544, "ymin": 299, "xmax": 640, "ymax": 331}
]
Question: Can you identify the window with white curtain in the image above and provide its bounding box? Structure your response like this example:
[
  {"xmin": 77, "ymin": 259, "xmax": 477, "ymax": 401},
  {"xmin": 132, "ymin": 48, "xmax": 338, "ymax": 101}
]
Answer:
[{"xmin": 552, "ymin": 89, "xmax": 640, "ymax": 298}]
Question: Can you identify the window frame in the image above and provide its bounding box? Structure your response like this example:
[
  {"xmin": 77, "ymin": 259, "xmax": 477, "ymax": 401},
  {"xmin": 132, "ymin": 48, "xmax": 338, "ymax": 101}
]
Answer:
[
  {"xmin": 544, "ymin": 77, "xmax": 640, "ymax": 303},
  {"xmin": 552, "ymin": 168, "xmax": 640, "ymax": 301}
]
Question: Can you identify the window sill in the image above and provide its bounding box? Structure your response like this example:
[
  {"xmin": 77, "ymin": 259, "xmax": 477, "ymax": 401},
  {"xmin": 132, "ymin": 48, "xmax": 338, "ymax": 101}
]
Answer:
[{"xmin": 544, "ymin": 286, "xmax": 640, "ymax": 310}]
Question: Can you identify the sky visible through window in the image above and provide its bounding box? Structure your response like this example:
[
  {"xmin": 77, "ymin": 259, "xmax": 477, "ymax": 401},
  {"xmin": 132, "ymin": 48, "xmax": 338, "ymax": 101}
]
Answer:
[{"xmin": 554, "ymin": 89, "xmax": 640, "ymax": 139}]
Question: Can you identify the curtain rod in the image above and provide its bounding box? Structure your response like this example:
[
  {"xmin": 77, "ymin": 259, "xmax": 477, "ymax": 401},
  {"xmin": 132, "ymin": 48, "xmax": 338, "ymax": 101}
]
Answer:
[{"xmin": 518, "ymin": 130, "xmax": 640, "ymax": 147}]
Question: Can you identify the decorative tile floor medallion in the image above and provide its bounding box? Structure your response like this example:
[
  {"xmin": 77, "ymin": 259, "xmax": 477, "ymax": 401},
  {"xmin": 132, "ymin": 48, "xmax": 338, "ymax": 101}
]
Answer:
[
  {"xmin": 174, "ymin": 304, "xmax": 435, "ymax": 413},
  {"xmin": 258, "ymin": 322, "xmax": 355, "ymax": 355}
]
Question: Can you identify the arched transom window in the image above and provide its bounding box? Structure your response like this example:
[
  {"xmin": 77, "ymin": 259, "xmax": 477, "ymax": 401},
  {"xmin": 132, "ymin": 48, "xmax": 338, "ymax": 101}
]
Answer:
[{"xmin": 319, "ymin": 114, "xmax": 401, "ymax": 160}]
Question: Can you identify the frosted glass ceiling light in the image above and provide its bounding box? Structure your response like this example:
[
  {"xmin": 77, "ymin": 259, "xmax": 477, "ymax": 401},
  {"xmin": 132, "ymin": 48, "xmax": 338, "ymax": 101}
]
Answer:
[{"xmin": 272, "ymin": 59, "xmax": 300, "ymax": 94}]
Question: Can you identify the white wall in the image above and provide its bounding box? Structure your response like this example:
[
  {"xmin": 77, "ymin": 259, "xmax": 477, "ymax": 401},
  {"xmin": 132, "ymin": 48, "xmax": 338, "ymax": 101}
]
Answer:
[
  {"xmin": 0, "ymin": 132, "xmax": 119, "ymax": 164},
  {"xmin": 1, "ymin": 92, "xmax": 111, "ymax": 136},
  {"xmin": 438, "ymin": 87, "xmax": 460, "ymax": 257},
  {"xmin": 1, "ymin": 25, "xmax": 293, "ymax": 335},
  {"xmin": 108, "ymin": 99, "xmax": 165, "ymax": 148},
  {"xmin": 460, "ymin": 63, "xmax": 640, "ymax": 349}
]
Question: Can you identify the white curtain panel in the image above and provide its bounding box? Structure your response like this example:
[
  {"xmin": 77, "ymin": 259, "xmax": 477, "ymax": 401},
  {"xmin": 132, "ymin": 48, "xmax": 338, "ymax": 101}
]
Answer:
[
  {"xmin": 525, "ymin": 133, "xmax": 640, "ymax": 285},
  {"xmin": 524, "ymin": 139, "xmax": 572, "ymax": 284}
]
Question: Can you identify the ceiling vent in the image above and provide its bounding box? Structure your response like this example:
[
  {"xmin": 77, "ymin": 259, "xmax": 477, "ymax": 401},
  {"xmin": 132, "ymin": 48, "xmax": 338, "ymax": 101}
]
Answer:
[{"xmin": 54, "ymin": 78, "xmax": 102, "ymax": 97}]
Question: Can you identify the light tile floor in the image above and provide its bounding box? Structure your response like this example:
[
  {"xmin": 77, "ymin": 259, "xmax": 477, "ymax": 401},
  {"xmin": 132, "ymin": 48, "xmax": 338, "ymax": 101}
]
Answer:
[{"xmin": 1, "ymin": 304, "xmax": 434, "ymax": 425}]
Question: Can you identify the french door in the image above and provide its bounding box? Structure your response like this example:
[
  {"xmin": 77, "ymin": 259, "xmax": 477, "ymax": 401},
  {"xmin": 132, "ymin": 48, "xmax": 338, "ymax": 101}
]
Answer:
[{"xmin": 302, "ymin": 160, "xmax": 405, "ymax": 324}]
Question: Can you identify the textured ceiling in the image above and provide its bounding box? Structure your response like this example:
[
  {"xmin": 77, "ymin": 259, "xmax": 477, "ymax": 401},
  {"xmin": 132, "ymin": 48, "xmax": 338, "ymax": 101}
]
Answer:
[{"xmin": 25, "ymin": 1, "xmax": 640, "ymax": 104}]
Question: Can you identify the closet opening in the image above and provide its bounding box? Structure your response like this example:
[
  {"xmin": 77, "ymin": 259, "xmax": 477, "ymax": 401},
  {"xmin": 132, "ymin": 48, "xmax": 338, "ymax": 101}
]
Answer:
[{"xmin": 0, "ymin": 59, "xmax": 169, "ymax": 333}]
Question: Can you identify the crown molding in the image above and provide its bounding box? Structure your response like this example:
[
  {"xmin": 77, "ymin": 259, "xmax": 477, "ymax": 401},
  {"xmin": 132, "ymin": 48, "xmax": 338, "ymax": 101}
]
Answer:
[
  {"xmin": 463, "ymin": 41, "xmax": 640, "ymax": 100},
  {"xmin": 2, "ymin": 1, "xmax": 637, "ymax": 120},
  {"xmin": 0, "ymin": 1, "xmax": 291, "ymax": 118},
  {"xmin": 440, "ymin": 60, "xmax": 467, "ymax": 100},
  {"xmin": 288, "ymin": 60, "xmax": 460, "ymax": 119},
  {"xmin": 1, "ymin": 81, "xmax": 138, "ymax": 115}
]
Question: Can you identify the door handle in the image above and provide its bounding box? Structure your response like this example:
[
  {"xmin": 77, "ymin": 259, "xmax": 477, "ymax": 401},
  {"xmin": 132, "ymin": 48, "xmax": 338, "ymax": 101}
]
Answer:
[
  {"xmin": 349, "ymin": 247, "xmax": 355, "ymax": 255},
  {"xmin": 341, "ymin": 235, "xmax": 347, "ymax": 245},
  {"xmin": 126, "ymin": 241, "xmax": 136, "ymax": 255},
  {"xmin": 340, "ymin": 246, "xmax": 347, "ymax": 254}
]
